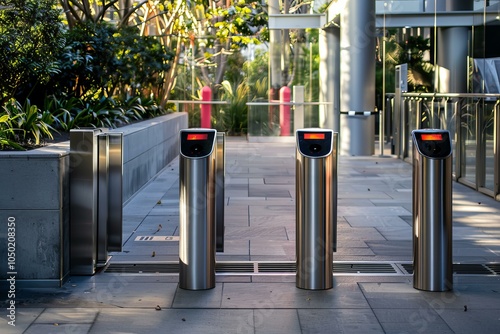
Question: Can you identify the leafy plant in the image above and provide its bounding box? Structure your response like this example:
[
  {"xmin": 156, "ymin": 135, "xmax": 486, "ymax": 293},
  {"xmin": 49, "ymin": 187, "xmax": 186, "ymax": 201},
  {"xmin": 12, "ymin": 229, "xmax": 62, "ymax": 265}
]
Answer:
[
  {"xmin": 51, "ymin": 22, "xmax": 174, "ymax": 102},
  {"xmin": 217, "ymin": 80, "xmax": 249, "ymax": 135},
  {"xmin": 0, "ymin": 0, "xmax": 65, "ymax": 104},
  {"xmin": 0, "ymin": 114, "xmax": 24, "ymax": 150},
  {"xmin": 2, "ymin": 99, "xmax": 56, "ymax": 147}
]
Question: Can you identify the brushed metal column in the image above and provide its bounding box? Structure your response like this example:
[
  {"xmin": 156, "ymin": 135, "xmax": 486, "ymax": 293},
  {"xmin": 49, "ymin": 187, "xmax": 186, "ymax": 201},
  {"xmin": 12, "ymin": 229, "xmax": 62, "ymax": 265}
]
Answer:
[
  {"xmin": 215, "ymin": 132, "xmax": 225, "ymax": 252},
  {"xmin": 97, "ymin": 133, "xmax": 123, "ymax": 265},
  {"xmin": 97, "ymin": 133, "xmax": 109, "ymax": 266},
  {"xmin": 296, "ymin": 130, "xmax": 338, "ymax": 290},
  {"xmin": 70, "ymin": 128, "xmax": 103, "ymax": 275},
  {"xmin": 412, "ymin": 129, "xmax": 453, "ymax": 291},
  {"xmin": 179, "ymin": 129, "xmax": 217, "ymax": 290},
  {"xmin": 106, "ymin": 133, "xmax": 123, "ymax": 252}
]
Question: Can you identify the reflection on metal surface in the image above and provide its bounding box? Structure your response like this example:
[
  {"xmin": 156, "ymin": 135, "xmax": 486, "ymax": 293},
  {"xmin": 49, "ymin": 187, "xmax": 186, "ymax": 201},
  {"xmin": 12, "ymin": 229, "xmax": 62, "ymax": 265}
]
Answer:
[
  {"xmin": 216, "ymin": 132, "xmax": 225, "ymax": 252},
  {"xmin": 296, "ymin": 129, "xmax": 338, "ymax": 290},
  {"xmin": 412, "ymin": 129, "xmax": 453, "ymax": 292},
  {"xmin": 179, "ymin": 129, "xmax": 217, "ymax": 290},
  {"xmin": 97, "ymin": 134, "xmax": 109, "ymax": 266},
  {"xmin": 107, "ymin": 133, "xmax": 123, "ymax": 252},
  {"xmin": 70, "ymin": 130, "xmax": 123, "ymax": 275},
  {"xmin": 70, "ymin": 129, "xmax": 102, "ymax": 275}
]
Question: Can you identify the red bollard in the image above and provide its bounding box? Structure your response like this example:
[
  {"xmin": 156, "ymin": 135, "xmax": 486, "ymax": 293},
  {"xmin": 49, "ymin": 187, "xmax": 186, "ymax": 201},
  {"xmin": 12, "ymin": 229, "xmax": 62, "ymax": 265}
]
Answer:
[
  {"xmin": 201, "ymin": 86, "xmax": 212, "ymax": 128},
  {"xmin": 280, "ymin": 86, "xmax": 291, "ymax": 136}
]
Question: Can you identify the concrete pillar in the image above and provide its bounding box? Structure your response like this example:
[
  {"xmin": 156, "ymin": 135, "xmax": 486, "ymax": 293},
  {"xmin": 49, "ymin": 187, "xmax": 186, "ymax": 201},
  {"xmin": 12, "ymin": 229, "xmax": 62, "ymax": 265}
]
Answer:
[
  {"xmin": 339, "ymin": 0, "xmax": 376, "ymax": 156},
  {"xmin": 437, "ymin": 28, "xmax": 469, "ymax": 93},
  {"xmin": 428, "ymin": 0, "xmax": 472, "ymax": 93},
  {"xmin": 319, "ymin": 27, "xmax": 340, "ymax": 133},
  {"xmin": 269, "ymin": 0, "xmax": 281, "ymax": 89}
]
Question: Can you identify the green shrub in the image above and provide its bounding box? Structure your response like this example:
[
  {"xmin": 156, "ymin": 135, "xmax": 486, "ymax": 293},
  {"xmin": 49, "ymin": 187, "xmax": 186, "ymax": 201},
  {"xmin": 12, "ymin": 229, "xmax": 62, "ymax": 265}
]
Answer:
[
  {"xmin": 0, "ymin": 0, "xmax": 65, "ymax": 104},
  {"xmin": 1, "ymin": 99, "xmax": 55, "ymax": 148},
  {"xmin": 216, "ymin": 80, "xmax": 248, "ymax": 135},
  {"xmin": 0, "ymin": 114, "xmax": 24, "ymax": 150}
]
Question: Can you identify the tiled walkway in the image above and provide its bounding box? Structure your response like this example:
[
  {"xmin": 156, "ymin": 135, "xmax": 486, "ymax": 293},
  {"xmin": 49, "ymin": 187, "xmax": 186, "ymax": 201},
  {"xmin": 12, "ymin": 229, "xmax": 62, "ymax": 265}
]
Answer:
[{"xmin": 2, "ymin": 138, "xmax": 500, "ymax": 333}]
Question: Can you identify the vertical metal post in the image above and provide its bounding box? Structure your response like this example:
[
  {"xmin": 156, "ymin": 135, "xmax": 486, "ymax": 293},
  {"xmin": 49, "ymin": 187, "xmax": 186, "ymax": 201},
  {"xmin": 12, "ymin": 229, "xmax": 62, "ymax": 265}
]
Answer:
[
  {"xmin": 179, "ymin": 129, "xmax": 217, "ymax": 290},
  {"xmin": 70, "ymin": 128, "xmax": 103, "ymax": 275},
  {"xmin": 71, "ymin": 130, "xmax": 123, "ymax": 274},
  {"xmin": 379, "ymin": 106, "xmax": 385, "ymax": 156},
  {"xmin": 216, "ymin": 132, "xmax": 225, "ymax": 252},
  {"xmin": 453, "ymin": 99, "xmax": 461, "ymax": 180},
  {"xmin": 107, "ymin": 133, "xmax": 123, "ymax": 252},
  {"xmin": 412, "ymin": 129, "xmax": 453, "ymax": 291},
  {"xmin": 97, "ymin": 133, "xmax": 109, "ymax": 266},
  {"xmin": 296, "ymin": 129, "xmax": 338, "ymax": 290}
]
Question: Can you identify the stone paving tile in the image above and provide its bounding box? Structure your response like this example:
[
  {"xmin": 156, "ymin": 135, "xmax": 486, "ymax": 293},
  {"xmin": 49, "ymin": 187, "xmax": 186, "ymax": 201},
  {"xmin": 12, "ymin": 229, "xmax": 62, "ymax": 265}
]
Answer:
[
  {"xmin": 373, "ymin": 308, "xmax": 454, "ymax": 333},
  {"xmin": 25, "ymin": 323, "xmax": 92, "ymax": 334},
  {"xmin": 0, "ymin": 308, "xmax": 43, "ymax": 334},
  {"xmin": 172, "ymin": 285, "xmax": 223, "ymax": 308},
  {"xmin": 225, "ymin": 226, "xmax": 289, "ymax": 240},
  {"xmin": 376, "ymin": 226, "xmax": 413, "ymax": 240},
  {"xmin": 221, "ymin": 282, "xmax": 370, "ymax": 309},
  {"xmin": 359, "ymin": 282, "xmax": 435, "ymax": 309},
  {"xmin": 344, "ymin": 215, "xmax": 411, "ymax": 227},
  {"xmin": 298, "ymin": 309, "xmax": 384, "ymax": 334},
  {"xmin": 364, "ymin": 240, "xmax": 412, "ymax": 257},
  {"xmin": 33, "ymin": 308, "xmax": 98, "ymax": 324},
  {"xmin": 250, "ymin": 239, "xmax": 292, "ymax": 257},
  {"xmin": 90, "ymin": 309, "xmax": 255, "ymax": 334},
  {"xmin": 254, "ymin": 309, "xmax": 301, "ymax": 334},
  {"xmin": 439, "ymin": 309, "xmax": 500, "ymax": 334}
]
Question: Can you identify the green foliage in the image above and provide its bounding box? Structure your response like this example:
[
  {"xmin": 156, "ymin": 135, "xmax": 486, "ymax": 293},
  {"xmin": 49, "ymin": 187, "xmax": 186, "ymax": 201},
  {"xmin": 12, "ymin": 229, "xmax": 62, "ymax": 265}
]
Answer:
[
  {"xmin": 215, "ymin": 80, "xmax": 248, "ymax": 135},
  {"xmin": 377, "ymin": 31, "xmax": 434, "ymax": 98},
  {"xmin": 244, "ymin": 49, "xmax": 269, "ymax": 100},
  {"xmin": 203, "ymin": 0, "xmax": 268, "ymax": 48},
  {"xmin": 50, "ymin": 22, "xmax": 174, "ymax": 100},
  {"xmin": 0, "ymin": 0, "xmax": 65, "ymax": 104},
  {"xmin": 47, "ymin": 94, "xmax": 169, "ymax": 132},
  {"xmin": 0, "ymin": 114, "xmax": 24, "ymax": 150},
  {"xmin": 1, "ymin": 99, "xmax": 56, "ymax": 148}
]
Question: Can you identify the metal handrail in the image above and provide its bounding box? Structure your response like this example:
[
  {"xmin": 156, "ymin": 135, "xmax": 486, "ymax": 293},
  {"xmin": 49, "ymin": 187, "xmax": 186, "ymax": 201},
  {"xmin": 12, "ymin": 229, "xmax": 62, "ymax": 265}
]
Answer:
[{"xmin": 387, "ymin": 91, "xmax": 500, "ymax": 201}]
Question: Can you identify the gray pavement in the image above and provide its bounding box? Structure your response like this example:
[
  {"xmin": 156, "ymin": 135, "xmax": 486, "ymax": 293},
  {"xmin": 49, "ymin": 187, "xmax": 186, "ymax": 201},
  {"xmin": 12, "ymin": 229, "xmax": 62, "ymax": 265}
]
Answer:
[{"xmin": 2, "ymin": 137, "xmax": 500, "ymax": 333}]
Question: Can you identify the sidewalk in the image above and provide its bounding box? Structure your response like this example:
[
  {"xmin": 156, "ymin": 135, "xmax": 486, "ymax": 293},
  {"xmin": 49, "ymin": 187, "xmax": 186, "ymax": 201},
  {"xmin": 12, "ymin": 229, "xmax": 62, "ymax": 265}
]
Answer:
[{"xmin": 2, "ymin": 137, "xmax": 500, "ymax": 333}]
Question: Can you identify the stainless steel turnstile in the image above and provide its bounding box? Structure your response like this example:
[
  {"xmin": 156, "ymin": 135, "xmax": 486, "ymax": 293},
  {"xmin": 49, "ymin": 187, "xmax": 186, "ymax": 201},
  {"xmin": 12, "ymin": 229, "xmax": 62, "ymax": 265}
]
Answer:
[
  {"xmin": 70, "ymin": 129, "xmax": 123, "ymax": 275},
  {"xmin": 179, "ymin": 129, "xmax": 218, "ymax": 290},
  {"xmin": 296, "ymin": 129, "xmax": 338, "ymax": 290},
  {"xmin": 412, "ymin": 129, "xmax": 452, "ymax": 291}
]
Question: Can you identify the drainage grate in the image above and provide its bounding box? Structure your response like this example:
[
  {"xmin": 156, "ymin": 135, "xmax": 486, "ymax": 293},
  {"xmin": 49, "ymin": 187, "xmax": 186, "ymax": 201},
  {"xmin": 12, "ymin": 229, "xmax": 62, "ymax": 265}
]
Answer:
[
  {"xmin": 485, "ymin": 263, "xmax": 500, "ymax": 275},
  {"xmin": 453, "ymin": 264, "xmax": 492, "ymax": 275},
  {"xmin": 401, "ymin": 263, "xmax": 497, "ymax": 275},
  {"xmin": 401, "ymin": 263, "xmax": 413, "ymax": 275},
  {"xmin": 104, "ymin": 262, "xmax": 499, "ymax": 275},
  {"xmin": 105, "ymin": 263, "xmax": 179, "ymax": 274},
  {"xmin": 259, "ymin": 262, "xmax": 296, "ymax": 273},
  {"xmin": 333, "ymin": 263, "xmax": 396, "ymax": 274},
  {"xmin": 216, "ymin": 262, "xmax": 254, "ymax": 273}
]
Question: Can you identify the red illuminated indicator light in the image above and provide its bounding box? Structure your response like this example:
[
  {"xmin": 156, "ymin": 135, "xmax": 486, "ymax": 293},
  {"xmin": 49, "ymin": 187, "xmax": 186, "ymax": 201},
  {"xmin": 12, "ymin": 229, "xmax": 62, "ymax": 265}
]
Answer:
[
  {"xmin": 421, "ymin": 134, "xmax": 443, "ymax": 141},
  {"xmin": 304, "ymin": 133, "xmax": 325, "ymax": 140},
  {"xmin": 187, "ymin": 133, "xmax": 208, "ymax": 140}
]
